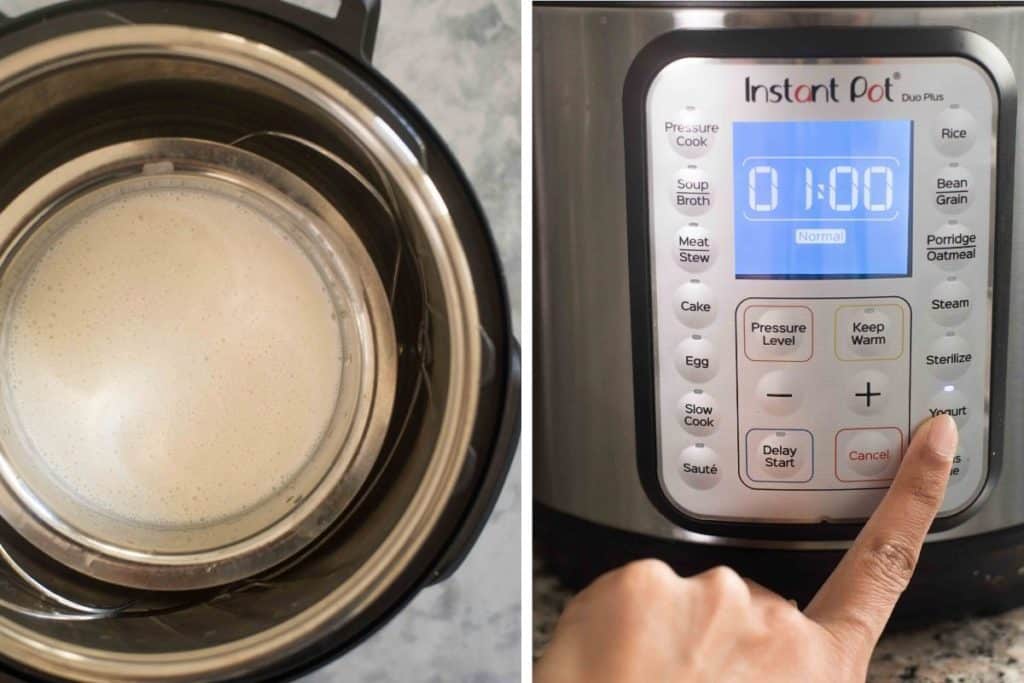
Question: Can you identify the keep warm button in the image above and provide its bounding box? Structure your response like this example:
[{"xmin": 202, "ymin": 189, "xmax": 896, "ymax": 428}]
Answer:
[
  {"xmin": 746, "ymin": 429, "xmax": 813, "ymax": 483},
  {"xmin": 836, "ymin": 428, "xmax": 904, "ymax": 483}
]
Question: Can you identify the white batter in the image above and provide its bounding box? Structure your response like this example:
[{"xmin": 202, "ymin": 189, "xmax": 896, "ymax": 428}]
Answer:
[{"xmin": 3, "ymin": 185, "xmax": 344, "ymax": 528}]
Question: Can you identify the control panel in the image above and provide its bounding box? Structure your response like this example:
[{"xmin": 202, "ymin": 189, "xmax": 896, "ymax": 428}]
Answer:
[{"xmin": 641, "ymin": 58, "xmax": 998, "ymax": 524}]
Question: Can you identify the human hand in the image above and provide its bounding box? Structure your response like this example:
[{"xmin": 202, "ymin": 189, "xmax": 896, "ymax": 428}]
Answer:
[{"xmin": 535, "ymin": 415, "xmax": 959, "ymax": 683}]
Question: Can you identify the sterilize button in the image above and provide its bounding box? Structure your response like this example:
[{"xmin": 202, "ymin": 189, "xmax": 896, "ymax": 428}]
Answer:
[
  {"xmin": 927, "ymin": 387, "xmax": 970, "ymax": 429},
  {"xmin": 756, "ymin": 370, "xmax": 802, "ymax": 416},
  {"xmin": 930, "ymin": 277, "xmax": 972, "ymax": 326},
  {"xmin": 677, "ymin": 389, "xmax": 718, "ymax": 436},
  {"xmin": 926, "ymin": 332, "xmax": 972, "ymax": 380},
  {"xmin": 933, "ymin": 164, "xmax": 973, "ymax": 215},
  {"xmin": 671, "ymin": 166, "xmax": 713, "ymax": 216},
  {"xmin": 926, "ymin": 220, "xmax": 977, "ymax": 271},
  {"xmin": 674, "ymin": 280, "xmax": 716, "ymax": 328},
  {"xmin": 746, "ymin": 429, "xmax": 812, "ymax": 482},
  {"xmin": 673, "ymin": 223, "xmax": 714, "ymax": 272},
  {"xmin": 933, "ymin": 105, "xmax": 976, "ymax": 156},
  {"xmin": 678, "ymin": 444, "xmax": 721, "ymax": 490},
  {"xmin": 836, "ymin": 428, "xmax": 903, "ymax": 481},
  {"xmin": 743, "ymin": 305, "xmax": 813, "ymax": 362},
  {"xmin": 835, "ymin": 304, "xmax": 903, "ymax": 360},
  {"xmin": 674, "ymin": 334, "xmax": 717, "ymax": 382},
  {"xmin": 665, "ymin": 106, "xmax": 718, "ymax": 158},
  {"xmin": 847, "ymin": 370, "xmax": 889, "ymax": 416}
]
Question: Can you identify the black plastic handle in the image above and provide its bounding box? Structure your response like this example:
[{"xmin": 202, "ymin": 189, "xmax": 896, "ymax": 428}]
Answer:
[{"xmin": 210, "ymin": 0, "xmax": 380, "ymax": 61}]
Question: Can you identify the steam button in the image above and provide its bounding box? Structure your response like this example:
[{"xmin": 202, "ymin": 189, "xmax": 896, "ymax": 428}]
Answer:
[
  {"xmin": 671, "ymin": 166, "xmax": 713, "ymax": 216},
  {"xmin": 930, "ymin": 277, "xmax": 972, "ymax": 326},
  {"xmin": 665, "ymin": 106, "xmax": 718, "ymax": 158},
  {"xmin": 678, "ymin": 444, "xmax": 721, "ymax": 490},
  {"xmin": 933, "ymin": 106, "xmax": 976, "ymax": 156}
]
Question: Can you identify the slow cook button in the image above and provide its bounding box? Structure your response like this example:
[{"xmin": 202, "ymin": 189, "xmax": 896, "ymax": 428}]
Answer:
[
  {"xmin": 665, "ymin": 106, "xmax": 718, "ymax": 158},
  {"xmin": 746, "ymin": 429, "xmax": 812, "ymax": 483},
  {"xmin": 835, "ymin": 304, "xmax": 904, "ymax": 360},
  {"xmin": 927, "ymin": 387, "xmax": 971, "ymax": 428},
  {"xmin": 926, "ymin": 221, "xmax": 977, "ymax": 271},
  {"xmin": 743, "ymin": 305, "xmax": 813, "ymax": 362},
  {"xmin": 674, "ymin": 223, "xmax": 714, "ymax": 272},
  {"xmin": 836, "ymin": 428, "xmax": 904, "ymax": 482},
  {"xmin": 674, "ymin": 335, "xmax": 717, "ymax": 382},
  {"xmin": 930, "ymin": 277, "xmax": 972, "ymax": 326},
  {"xmin": 674, "ymin": 280, "xmax": 716, "ymax": 328},
  {"xmin": 670, "ymin": 166, "xmax": 713, "ymax": 216},
  {"xmin": 933, "ymin": 164, "xmax": 973, "ymax": 215},
  {"xmin": 678, "ymin": 444, "xmax": 721, "ymax": 490},
  {"xmin": 933, "ymin": 105, "xmax": 976, "ymax": 156},
  {"xmin": 677, "ymin": 390, "xmax": 718, "ymax": 436},
  {"xmin": 926, "ymin": 332, "xmax": 972, "ymax": 380}
]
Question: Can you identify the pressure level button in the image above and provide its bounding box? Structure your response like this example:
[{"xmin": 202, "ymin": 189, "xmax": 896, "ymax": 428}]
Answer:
[
  {"xmin": 742, "ymin": 305, "xmax": 813, "ymax": 362},
  {"xmin": 933, "ymin": 105, "xmax": 976, "ymax": 156},
  {"xmin": 665, "ymin": 106, "xmax": 718, "ymax": 158},
  {"xmin": 671, "ymin": 166, "xmax": 713, "ymax": 216},
  {"xmin": 933, "ymin": 164, "xmax": 973, "ymax": 215},
  {"xmin": 678, "ymin": 444, "xmax": 721, "ymax": 490}
]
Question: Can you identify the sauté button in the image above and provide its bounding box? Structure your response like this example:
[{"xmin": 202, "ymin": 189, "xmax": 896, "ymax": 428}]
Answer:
[
  {"xmin": 742, "ymin": 305, "xmax": 813, "ymax": 362},
  {"xmin": 673, "ymin": 223, "xmax": 714, "ymax": 272},
  {"xmin": 755, "ymin": 370, "xmax": 802, "ymax": 416},
  {"xmin": 836, "ymin": 428, "xmax": 903, "ymax": 481},
  {"xmin": 926, "ymin": 332, "xmax": 972, "ymax": 380},
  {"xmin": 933, "ymin": 164, "xmax": 973, "ymax": 215},
  {"xmin": 670, "ymin": 166, "xmax": 713, "ymax": 216},
  {"xmin": 926, "ymin": 220, "xmax": 977, "ymax": 271},
  {"xmin": 665, "ymin": 106, "xmax": 718, "ymax": 158},
  {"xmin": 677, "ymin": 390, "xmax": 718, "ymax": 436},
  {"xmin": 835, "ymin": 304, "xmax": 904, "ymax": 360},
  {"xmin": 927, "ymin": 387, "xmax": 970, "ymax": 428},
  {"xmin": 847, "ymin": 370, "xmax": 889, "ymax": 416},
  {"xmin": 674, "ymin": 280, "xmax": 716, "ymax": 328},
  {"xmin": 933, "ymin": 105, "xmax": 976, "ymax": 156},
  {"xmin": 678, "ymin": 444, "xmax": 721, "ymax": 490},
  {"xmin": 930, "ymin": 277, "xmax": 972, "ymax": 326},
  {"xmin": 746, "ymin": 429, "xmax": 813, "ymax": 483},
  {"xmin": 674, "ymin": 335, "xmax": 717, "ymax": 382}
]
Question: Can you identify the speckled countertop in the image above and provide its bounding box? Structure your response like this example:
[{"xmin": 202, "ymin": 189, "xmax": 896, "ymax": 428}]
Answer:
[{"xmin": 534, "ymin": 556, "xmax": 1024, "ymax": 682}]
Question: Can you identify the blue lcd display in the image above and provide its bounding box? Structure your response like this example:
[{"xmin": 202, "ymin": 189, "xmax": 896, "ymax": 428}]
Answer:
[{"xmin": 732, "ymin": 120, "xmax": 913, "ymax": 278}]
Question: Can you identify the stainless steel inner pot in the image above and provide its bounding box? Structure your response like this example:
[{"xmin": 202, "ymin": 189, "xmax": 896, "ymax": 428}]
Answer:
[{"xmin": 0, "ymin": 18, "xmax": 485, "ymax": 683}]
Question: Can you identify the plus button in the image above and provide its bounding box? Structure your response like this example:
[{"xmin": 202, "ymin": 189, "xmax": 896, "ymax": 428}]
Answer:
[{"xmin": 855, "ymin": 381, "xmax": 882, "ymax": 408}]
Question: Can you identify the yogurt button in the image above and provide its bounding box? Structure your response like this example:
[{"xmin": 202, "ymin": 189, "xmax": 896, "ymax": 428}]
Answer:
[
  {"xmin": 678, "ymin": 444, "xmax": 721, "ymax": 490},
  {"xmin": 927, "ymin": 387, "xmax": 971, "ymax": 429}
]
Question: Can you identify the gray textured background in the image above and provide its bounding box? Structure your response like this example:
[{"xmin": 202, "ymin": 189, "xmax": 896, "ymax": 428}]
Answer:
[{"xmin": 0, "ymin": 1, "xmax": 522, "ymax": 681}]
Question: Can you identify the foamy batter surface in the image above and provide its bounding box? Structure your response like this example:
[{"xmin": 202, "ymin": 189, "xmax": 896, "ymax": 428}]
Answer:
[{"xmin": 4, "ymin": 185, "xmax": 344, "ymax": 527}]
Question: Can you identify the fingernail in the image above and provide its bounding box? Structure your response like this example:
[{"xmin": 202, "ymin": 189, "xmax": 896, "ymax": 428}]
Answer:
[{"xmin": 927, "ymin": 414, "xmax": 958, "ymax": 460}]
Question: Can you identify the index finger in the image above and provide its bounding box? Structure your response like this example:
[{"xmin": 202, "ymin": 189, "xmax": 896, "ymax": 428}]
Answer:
[{"xmin": 805, "ymin": 415, "xmax": 958, "ymax": 655}]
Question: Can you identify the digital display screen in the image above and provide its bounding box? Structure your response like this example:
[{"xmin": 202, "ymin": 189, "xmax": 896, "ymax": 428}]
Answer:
[{"xmin": 732, "ymin": 120, "xmax": 913, "ymax": 279}]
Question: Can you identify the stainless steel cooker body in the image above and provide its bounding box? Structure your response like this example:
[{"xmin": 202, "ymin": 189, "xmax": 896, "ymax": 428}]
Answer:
[{"xmin": 535, "ymin": 2, "xmax": 1024, "ymax": 616}]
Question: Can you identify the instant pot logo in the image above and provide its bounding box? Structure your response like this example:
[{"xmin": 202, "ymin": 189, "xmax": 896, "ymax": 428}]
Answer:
[{"xmin": 744, "ymin": 75, "xmax": 895, "ymax": 104}]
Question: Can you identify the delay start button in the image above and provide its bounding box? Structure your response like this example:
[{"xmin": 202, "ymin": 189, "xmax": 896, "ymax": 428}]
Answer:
[
  {"xmin": 664, "ymin": 106, "xmax": 718, "ymax": 158},
  {"xmin": 836, "ymin": 427, "xmax": 904, "ymax": 482},
  {"xmin": 746, "ymin": 429, "xmax": 812, "ymax": 483},
  {"xmin": 933, "ymin": 105, "xmax": 976, "ymax": 156}
]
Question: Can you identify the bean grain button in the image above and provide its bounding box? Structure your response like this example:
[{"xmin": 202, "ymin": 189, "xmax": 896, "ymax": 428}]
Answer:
[{"xmin": 933, "ymin": 164, "xmax": 973, "ymax": 215}]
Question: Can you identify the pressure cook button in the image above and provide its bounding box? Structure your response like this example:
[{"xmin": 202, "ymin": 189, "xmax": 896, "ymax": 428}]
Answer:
[
  {"xmin": 671, "ymin": 166, "xmax": 713, "ymax": 216},
  {"xmin": 677, "ymin": 390, "xmax": 718, "ymax": 436},
  {"xmin": 927, "ymin": 387, "xmax": 970, "ymax": 429},
  {"xmin": 933, "ymin": 105, "xmax": 976, "ymax": 156},
  {"xmin": 678, "ymin": 444, "xmax": 721, "ymax": 490},
  {"xmin": 665, "ymin": 106, "xmax": 718, "ymax": 158},
  {"xmin": 926, "ymin": 332, "xmax": 973, "ymax": 380},
  {"xmin": 674, "ymin": 223, "xmax": 714, "ymax": 272},
  {"xmin": 674, "ymin": 335, "xmax": 717, "ymax": 382},
  {"xmin": 743, "ymin": 305, "xmax": 813, "ymax": 362},
  {"xmin": 674, "ymin": 280, "xmax": 716, "ymax": 329},
  {"xmin": 847, "ymin": 370, "xmax": 889, "ymax": 416},
  {"xmin": 755, "ymin": 370, "xmax": 802, "ymax": 416},
  {"xmin": 926, "ymin": 220, "xmax": 977, "ymax": 271},
  {"xmin": 930, "ymin": 277, "xmax": 972, "ymax": 326},
  {"xmin": 933, "ymin": 164, "xmax": 973, "ymax": 215},
  {"xmin": 836, "ymin": 428, "xmax": 904, "ymax": 482},
  {"xmin": 835, "ymin": 304, "xmax": 904, "ymax": 360},
  {"xmin": 746, "ymin": 429, "xmax": 813, "ymax": 482}
]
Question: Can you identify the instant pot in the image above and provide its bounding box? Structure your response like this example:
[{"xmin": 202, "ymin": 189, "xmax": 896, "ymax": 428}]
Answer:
[
  {"xmin": 535, "ymin": 2, "xmax": 1021, "ymax": 622},
  {"xmin": 0, "ymin": 0, "xmax": 519, "ymax": 680}
]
